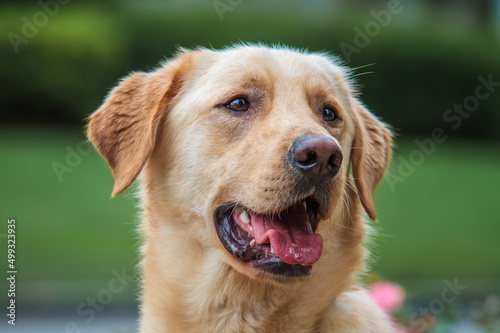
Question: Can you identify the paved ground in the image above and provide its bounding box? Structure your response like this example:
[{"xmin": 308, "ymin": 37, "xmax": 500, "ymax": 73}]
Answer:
[
  {"xmin": 2, "ymin": 314, "xmax": 499, "ymax": 332},
  {"xmin": 1, "ymin": 312, "xmax": 138, "ymax": 333}
]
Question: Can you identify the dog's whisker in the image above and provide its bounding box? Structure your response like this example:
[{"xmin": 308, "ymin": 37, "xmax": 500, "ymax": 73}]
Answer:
[
  {"xmin": 183, "ymin": 220, "xmax": 200, "ymax": 248},
  {"xmin": 345, "ymin": 177, "xmax": 361, "ymax": 198},
  {"xmin": 348, "ymin": 71, "xmax": 375, "ymax": 79},
  {"xmin": 327, "ymin": 75, "xmax": 353, "ymax": 90},
  {"xmin": 349, "ymin": 63, "xmax": 376, "ymax": 72},
  {"xmin": 341, "ymin": 188, "xmax": 352, "ymax": 222},
  {"xmin": 328, "ymin": 70, "xmax": 375, "ymax": 92}
]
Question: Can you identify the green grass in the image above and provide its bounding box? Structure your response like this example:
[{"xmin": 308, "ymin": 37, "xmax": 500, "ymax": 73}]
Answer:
[
  {"xmin": 0, "ymin": 128, "xmax": 499, "ymax": 306},
  {"xmin": 373, "ymin": 138, "xmax": 500, "ymax": 282},
  {"xmin": 0, "ymin": 127, "xmax": 140, "ymax": 306}
]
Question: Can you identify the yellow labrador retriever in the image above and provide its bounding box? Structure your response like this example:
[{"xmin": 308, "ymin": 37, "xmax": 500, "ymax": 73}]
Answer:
[{"xmin": 88, "ymin": 45, "xmax": 393, "ymax": 332}]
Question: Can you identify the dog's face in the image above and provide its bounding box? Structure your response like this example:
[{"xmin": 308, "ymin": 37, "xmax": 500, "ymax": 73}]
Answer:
[{"xmin": 88, "ymin": 45, "xmax": 391, "ymax": 282}]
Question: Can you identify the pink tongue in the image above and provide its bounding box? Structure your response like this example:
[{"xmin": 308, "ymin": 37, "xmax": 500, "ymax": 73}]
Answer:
[{"xmin": 249, "ymin": 204, "xmax": 323, "ymax": 266}]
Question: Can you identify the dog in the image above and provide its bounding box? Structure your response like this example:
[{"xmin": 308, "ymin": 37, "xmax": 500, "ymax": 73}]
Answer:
[{"xmin": 88, "ymin": 44, "xmax": 394, "ymax": 332}]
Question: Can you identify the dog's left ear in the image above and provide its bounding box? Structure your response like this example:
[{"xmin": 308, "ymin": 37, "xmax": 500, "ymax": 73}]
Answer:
[
  {"xmin": 88, "ymin": 52, "xmax": 194, "ymax": 197},
  {"xmin": 350, "ymin": 99, "xmax": 392, "ymax": 221}
]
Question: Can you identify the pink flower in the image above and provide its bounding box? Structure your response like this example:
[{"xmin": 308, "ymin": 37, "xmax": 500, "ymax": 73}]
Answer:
[{"xmin": 370, "ymin": 282, "xmax": 405, "ymax": 313}]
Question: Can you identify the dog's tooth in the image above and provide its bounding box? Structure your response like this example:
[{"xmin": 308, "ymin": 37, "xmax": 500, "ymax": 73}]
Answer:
[
  {"xmin": 240, "ymin": 210, "xmax": 250, "ymax": 223},
  {"xmin": 303, "ymin": 201, "xmax": 307, "ymax": 210},
  {"xmin": 270, "ymin": 245, "xmax": 275, "ymax": 254}
]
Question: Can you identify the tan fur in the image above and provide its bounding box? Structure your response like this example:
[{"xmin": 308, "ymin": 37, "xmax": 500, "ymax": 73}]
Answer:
[{"xmin": 88, "ymin": 45, "xmax": 393, "ymax": 333}]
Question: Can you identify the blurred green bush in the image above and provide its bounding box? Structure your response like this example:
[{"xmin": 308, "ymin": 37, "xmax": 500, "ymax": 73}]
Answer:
[{"xmin": 1, "ymin": 2, "xmax": 499, "ymax": 139}]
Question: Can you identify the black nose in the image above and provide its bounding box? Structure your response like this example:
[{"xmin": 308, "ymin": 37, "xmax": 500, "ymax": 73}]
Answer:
[{"xmin": 289, "ymin": 134, "xmax": 343, "ymax": 181}]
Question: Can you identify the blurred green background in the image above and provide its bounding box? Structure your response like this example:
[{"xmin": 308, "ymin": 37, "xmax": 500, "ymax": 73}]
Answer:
[{"xmin": 1, "ymin": 0, "xmax": 500, "ymax": 331}]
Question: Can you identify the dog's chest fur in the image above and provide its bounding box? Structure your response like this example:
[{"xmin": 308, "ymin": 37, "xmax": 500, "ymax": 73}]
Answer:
[{"xmin": 145, "ymin": 260, "xmax": 334, "ymax": 332}]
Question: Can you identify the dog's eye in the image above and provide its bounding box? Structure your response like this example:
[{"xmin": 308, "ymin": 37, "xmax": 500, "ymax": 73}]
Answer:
[
  {"xmin": 226, "ymin": 97, "xmax": 250, "ymax": 112},
  {"xmin": 322, "ymin": 106, "xmax": 338, "ymax": 122}
]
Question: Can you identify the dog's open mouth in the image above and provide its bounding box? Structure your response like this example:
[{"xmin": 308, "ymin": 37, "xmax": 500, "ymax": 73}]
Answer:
[{"xmin": 214, "ymin": 196, "xmax": 323, "ymax": 277}]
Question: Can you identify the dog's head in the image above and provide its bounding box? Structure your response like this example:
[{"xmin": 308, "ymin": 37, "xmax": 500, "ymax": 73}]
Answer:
[{"xmin": 88, "ymin": 45, "xmax": 391, "ymax": 282}]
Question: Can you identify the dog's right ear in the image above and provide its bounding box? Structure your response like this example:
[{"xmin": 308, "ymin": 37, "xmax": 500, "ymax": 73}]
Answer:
[
  {"xmin": 350, "ymin": 98, "xmax": 392, "ymax": 221},
  {"xmin": 87, "ymin": 52, "xmax": 194, "ymax": 197}
]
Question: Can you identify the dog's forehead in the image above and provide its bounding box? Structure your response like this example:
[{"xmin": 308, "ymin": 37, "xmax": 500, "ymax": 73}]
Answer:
[{"xmin": 201, "ymin": 46, "xmax": 346, "ymax": 91}]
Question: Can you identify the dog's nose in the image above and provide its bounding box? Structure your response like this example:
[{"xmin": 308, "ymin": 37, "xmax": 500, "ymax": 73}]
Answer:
[{"xmin": 289, "ymin": 134, "xmax": 343, "ymax": 181}]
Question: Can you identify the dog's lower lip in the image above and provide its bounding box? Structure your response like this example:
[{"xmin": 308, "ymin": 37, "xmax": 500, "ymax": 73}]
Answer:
[
  {"xmin": 214, "ymin": 197, "xmax": 322, "ymax": 277},
  {"xmin": 253, "ymin": 256, "xmax": 312, "ymax": 277}
]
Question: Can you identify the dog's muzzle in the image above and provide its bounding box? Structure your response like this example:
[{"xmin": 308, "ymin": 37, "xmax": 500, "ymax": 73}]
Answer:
[{"xmin": 214, "ymin": 134, "xmax": 342, "ymax": 278}]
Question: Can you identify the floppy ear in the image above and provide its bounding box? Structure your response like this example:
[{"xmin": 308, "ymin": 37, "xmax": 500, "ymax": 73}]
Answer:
[
  {"xmin": 87, "ymin": 53, "xmax": 193, "ymax": 197},
  {"xmin": 350, "ymin": 99, "xmax": 392, "ymax": 221}
]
